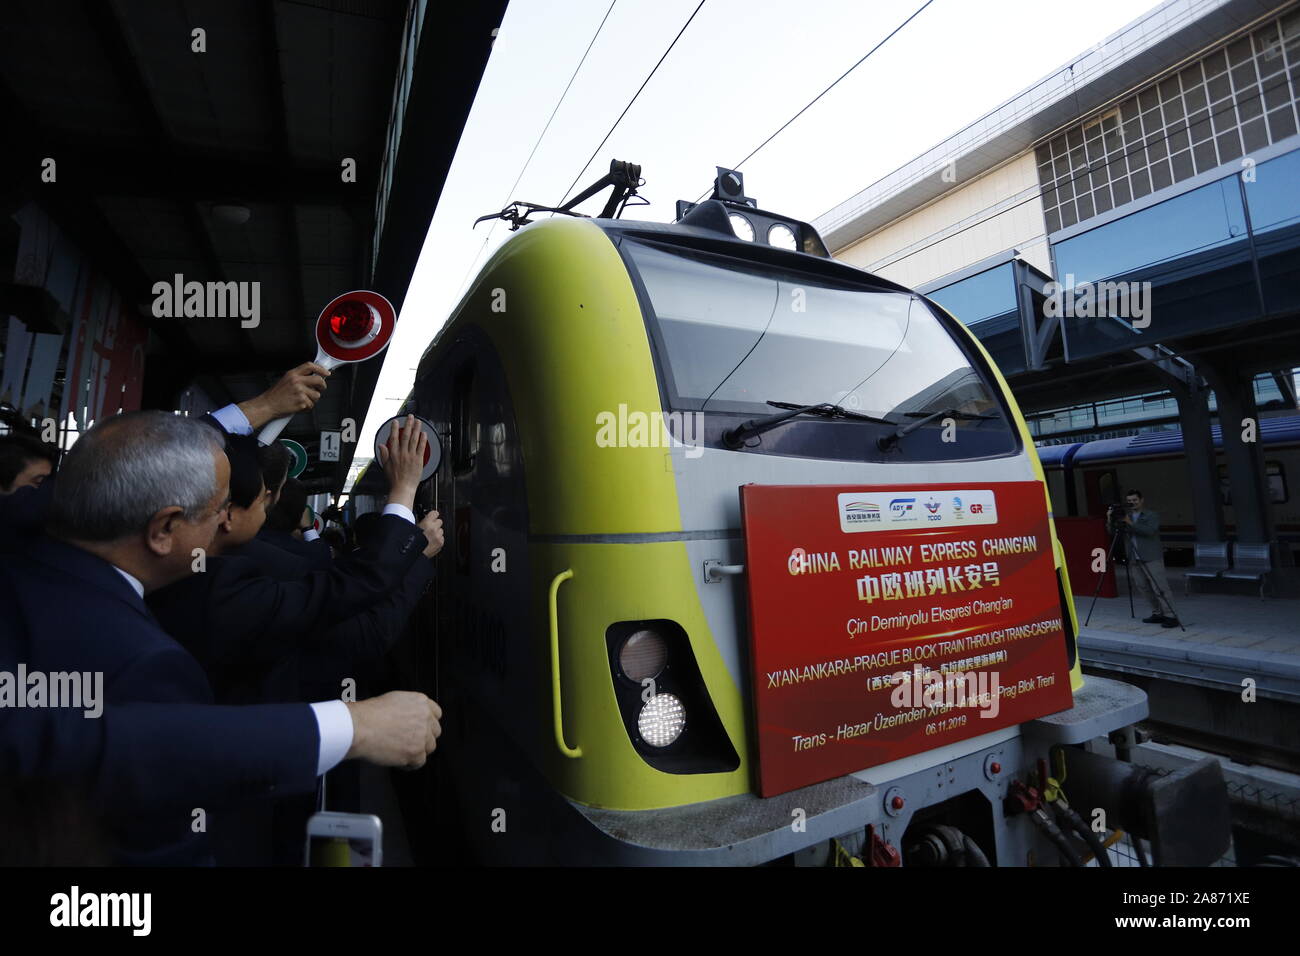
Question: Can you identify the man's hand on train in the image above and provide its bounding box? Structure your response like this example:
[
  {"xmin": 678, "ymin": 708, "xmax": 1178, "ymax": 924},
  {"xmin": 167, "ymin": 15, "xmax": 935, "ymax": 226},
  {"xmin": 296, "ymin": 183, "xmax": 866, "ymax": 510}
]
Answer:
[
  {"xmin": 345, "ymin": 691, "xmax": 443, "ymax": 768},
  {"xmin": 418, "ymin": 509, "xmax": 444, "ymax": 559},
  {"xmin": 378, "ymin": 414, "xmax": 427, "ymax": 512}
]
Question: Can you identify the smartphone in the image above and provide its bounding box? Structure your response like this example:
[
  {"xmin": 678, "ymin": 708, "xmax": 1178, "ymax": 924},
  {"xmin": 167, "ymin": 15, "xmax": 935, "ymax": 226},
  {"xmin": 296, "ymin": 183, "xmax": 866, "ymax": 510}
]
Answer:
[{"xmin": 305, "ymin": 812, "xmax": 383, "ymax": 867}]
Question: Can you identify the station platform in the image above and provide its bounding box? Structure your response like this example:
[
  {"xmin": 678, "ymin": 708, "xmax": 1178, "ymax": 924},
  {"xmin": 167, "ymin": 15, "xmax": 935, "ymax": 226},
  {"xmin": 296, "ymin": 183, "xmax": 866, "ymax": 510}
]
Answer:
[{"xmin": 1075, "ymin": 567, "xmax": 1300, "ymax": 703}]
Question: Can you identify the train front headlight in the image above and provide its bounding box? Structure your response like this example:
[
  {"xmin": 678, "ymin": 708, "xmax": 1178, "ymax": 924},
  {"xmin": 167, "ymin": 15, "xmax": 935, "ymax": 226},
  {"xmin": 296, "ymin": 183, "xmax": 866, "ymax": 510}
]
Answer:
[
  {"xmin": 619, "ymin": 628, "xmax": 668, "ymax": 682},
  {"xmin": 728, "ymin": 213, "xmax": 755, "ymax": 242},
  {"xmin": 606, "ymin": 619, "xmax": 739, "ymax": 772},
  {"xmin": 638, "ymin": 693, "xmax": 686, "ymax": 747},
  {"xmin": 767, "ymin": 223, "xmax": 797, "ymax": 250}
]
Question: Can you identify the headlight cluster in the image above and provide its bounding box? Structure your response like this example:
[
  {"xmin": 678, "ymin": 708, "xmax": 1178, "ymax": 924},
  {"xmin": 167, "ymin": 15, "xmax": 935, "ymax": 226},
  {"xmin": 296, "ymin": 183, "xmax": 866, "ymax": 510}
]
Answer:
[
  {"xmin": 618, "ymin": 629, "xmax": 684, "ymax": 747},
  {"xmin": 726, "ymin": 213, "xmax": 800, "ymax": 251}
]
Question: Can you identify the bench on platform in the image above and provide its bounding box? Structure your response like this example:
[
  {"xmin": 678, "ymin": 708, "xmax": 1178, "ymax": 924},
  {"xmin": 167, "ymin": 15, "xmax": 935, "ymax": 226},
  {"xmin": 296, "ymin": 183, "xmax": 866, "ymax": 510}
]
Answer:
[
  {"xmin": 1221, "ymin": 543, "xmax": 1273, "ymax": 599},
  {"xmin": 1183, "ymin": 542, "xmax": 1229, "ymax": 596}
]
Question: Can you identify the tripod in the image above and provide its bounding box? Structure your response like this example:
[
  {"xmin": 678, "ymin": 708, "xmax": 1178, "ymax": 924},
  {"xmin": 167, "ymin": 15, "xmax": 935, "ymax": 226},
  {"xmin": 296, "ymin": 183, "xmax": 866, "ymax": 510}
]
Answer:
[{"xmin": 1085, "ymin": 517, "xmax": 1185, "ymax": 631}]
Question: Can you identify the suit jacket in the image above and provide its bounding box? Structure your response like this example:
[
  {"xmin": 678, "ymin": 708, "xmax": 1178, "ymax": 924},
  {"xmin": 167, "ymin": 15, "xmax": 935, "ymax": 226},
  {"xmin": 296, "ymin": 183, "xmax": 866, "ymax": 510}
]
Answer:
[
  {"xmin": 259, "ymin": 526, "xmax": 333, "ymax": 570},
  {"xmin": 0, "ymin": 537, "xmax": 320, "ymax": 864},
  {"xmin": 258, "ymin": 555, "xmax": 436, "ymax": 703},
  {"xmin": 147, "ymin": 514, "xmax": 426, "ymax": 700},
  {"xmin": 1127, "ymin": 509, "xmax": 1161, "ymax": 562}
]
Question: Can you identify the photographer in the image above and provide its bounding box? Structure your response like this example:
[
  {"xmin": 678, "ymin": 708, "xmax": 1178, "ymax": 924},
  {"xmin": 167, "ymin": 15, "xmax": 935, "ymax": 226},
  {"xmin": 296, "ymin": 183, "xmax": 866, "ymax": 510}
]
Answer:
[{"xmin": 1107, "ymin": 489, "xmax": 1176, "ymax": 627}]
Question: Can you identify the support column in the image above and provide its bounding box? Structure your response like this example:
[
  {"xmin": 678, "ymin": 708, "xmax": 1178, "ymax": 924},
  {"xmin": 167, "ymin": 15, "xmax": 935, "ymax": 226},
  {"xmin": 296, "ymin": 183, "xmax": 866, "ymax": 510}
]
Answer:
[
  {"xmin": 1168, "ymin": 379, "xmax": 1225, "ymax": 544},
  {"xmin": 1202, "ymin": 362, "xmax": 1272, "ymax": 546}
]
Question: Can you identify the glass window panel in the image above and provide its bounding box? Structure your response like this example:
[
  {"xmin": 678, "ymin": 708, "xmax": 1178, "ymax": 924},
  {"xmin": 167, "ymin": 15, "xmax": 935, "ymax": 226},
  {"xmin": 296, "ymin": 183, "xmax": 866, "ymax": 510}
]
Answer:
[
  {"xmin": 1212, "ymin": 103, "xmax": 1239, "ymax": 132},
  {"xmin": 1132, "ymin": 170, "xmax": 1153, "ymax": 199},
  {"xmin": 1192, "ymin": 139, "xmax": 1219, "ymax": 173},
  {"xmin": 1067, "ymin": 127, "xmax": 1084, "ymax": 150},
  {"xmin": 1169, "ymin": 127, "xmax": 1191, "ymax": 152},
  {"xmin": 1159, "ymin": 77, "xmax": 1181, "ymax": 102},
  {"xmin": 1242, "ymin": 116, "xmax": 1268, "ymax": 152},
  {"xmin": 1149, "ymin": 138, "xmax": 1169, "ymax": 162},
  {"xmin": 1180, "ymin": 63, "xmax": 1205, "ymax": 90},
  {"xmin": 927, "ymin": 263, "xmax": 1017, "ymax": 325},
  {"xmin": 1216, "ymin": 131, "xmax": 1243, "ymax": 163},
  {"xmin": 1232, "ymin": 61, "xmax": 1259, "ymax": 91},
  {"xmin": 1267, "ymin": 106, "xmax": 1297, "ymax": 140},
  {"xmin": 1069, "ymin": 147, "xmax": 1086, "ymax": 170},
  {"xmin": 1094, "ymin": 187, "xmax": 1113, "ymax": 214},
  {"xmin": 1254, "ymin": 24, "xmax": 1282, "ymax": 62},
  {"xmin": 1052, "ymin": 177, "xmax": 1255, "ymax": 358},
  {"xmin": 1203, "ymin": 50, "xmax": 1227, "ymax": 77},
  {"xmin": 1121, "ymin": 99, "xmax": 1142, "ymax": 123},
  {"xmin": 1244, "ymin": 150, "xmax": 1300, "ymax": 314},
  {"xmin": 1170, "ymin": 149, "xmax": 1195, "ymax": 181},
  {"xmin": 1076, "ymin": 192, "xmax": 1095, "ymax": 220},
  {"xmin": 1112, "ymin": 176, "xmax": 1132, "ymax": 206},
  {"xmin": 1184, "ymin": 84, "xmax": 1208, "ymax": 112},
  {"xmin": 1189, "ymin": 113, "xmax": 1213, "ymax": 142},
  {"xmin": 1104, "ymin": 129, "xmax": 1122, "ymax": 154},
  {"xmin": 1059, "ymin": 202, "xmax": 1079, "ymax": 230},
  {"xmin": 1150, "ymin": 159, "xmax": 1173, "ymax": 191},
  {"xmin": 1238, "ymin": 92, "xmax": 1264, "ymax": 121},
  {"xmin": 1045, "ymin": 205, "xmax": 1062, "ymax": 234},
  {"xmin": 1262, "ymin": 79, "xmax": 1292, "ymax": 110},
  {"xmin": 1122, "ymin": 118, "xmax": 1142, "ymax": 143},
  {"xmin": 1138, "ymin": 88, "xmax": 1161, "ymax": 112},
  {"xmin": 1163, "ymin": 97, "xmax": 1186, "ymax": 123},
  {"xmin": 1208, "ymin": 74, "xmax": 1232, "ymax": 103}
]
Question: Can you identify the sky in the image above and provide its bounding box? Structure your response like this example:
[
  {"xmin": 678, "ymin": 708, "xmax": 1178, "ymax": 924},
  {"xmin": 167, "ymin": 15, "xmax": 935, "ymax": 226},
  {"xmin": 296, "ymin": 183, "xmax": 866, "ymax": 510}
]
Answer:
[{"xmin": 347, "ymin": 0, "xmax": 1157, "ymax": 490}]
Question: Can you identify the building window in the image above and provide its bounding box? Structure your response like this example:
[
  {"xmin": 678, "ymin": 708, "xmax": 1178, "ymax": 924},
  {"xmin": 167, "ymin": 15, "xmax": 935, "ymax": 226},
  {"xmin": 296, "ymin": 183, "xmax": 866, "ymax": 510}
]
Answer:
[{"xmin": 1036, "ymin": 9, "xmax": 1300, "ymax": 232}]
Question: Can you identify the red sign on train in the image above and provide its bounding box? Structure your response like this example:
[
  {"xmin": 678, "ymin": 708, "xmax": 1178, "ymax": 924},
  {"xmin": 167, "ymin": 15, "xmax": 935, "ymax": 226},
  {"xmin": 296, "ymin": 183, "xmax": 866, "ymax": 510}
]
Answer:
[{"xmin": 740, "ymin": 482, "xmax": 1074, "ymax": 797}]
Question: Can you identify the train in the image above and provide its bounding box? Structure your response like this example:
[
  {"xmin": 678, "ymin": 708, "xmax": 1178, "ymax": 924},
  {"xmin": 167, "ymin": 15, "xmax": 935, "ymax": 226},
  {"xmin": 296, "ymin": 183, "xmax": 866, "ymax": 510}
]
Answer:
[
  {"xmin": 1038, "ymin": 416, "xmax": 1300, "ymax": 563},
  {"xmin": 370, "ymin": 166, "xmax": 1224, "ymax": 866}
]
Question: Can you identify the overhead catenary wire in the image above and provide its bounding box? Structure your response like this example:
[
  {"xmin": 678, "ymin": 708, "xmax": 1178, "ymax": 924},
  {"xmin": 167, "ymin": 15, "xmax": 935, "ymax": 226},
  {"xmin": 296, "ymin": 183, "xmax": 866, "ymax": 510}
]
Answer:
[
  {"xmin": 555, "ymin": 0, "xmax": 708, "ymax": 211},
  {"xmin": 694, "ymin": 0, "xmax": 939, "ymax": 203},
  {"xmin": 454, "ymin": 0, "xmax": 620, "ymax": 301}
]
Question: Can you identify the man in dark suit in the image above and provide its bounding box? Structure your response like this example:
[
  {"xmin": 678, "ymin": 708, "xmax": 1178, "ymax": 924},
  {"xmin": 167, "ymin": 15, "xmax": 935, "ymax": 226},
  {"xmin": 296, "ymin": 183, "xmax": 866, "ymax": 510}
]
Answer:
[
  {"xmin": 147, "ymin": 419, "xmax": 433, "ymax": 701},
  {"xmin": 205, "ymin": 364, "xmax": 334, "ymax": 569},
  {"xmin": 0, "ymin": 410, "xmax": 443, "ymax": 864}
]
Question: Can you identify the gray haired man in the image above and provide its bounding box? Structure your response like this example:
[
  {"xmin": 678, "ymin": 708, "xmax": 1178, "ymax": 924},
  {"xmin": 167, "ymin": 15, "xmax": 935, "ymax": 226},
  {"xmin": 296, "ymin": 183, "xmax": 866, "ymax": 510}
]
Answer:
[{"xmin": 2, "ymin": 411, "xmax": 440, "ymax": 864}]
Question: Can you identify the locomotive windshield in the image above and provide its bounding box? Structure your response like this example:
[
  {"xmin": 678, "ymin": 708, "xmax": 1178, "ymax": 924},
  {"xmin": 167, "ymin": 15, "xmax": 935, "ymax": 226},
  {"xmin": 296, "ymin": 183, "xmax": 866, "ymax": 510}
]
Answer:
[{"xmin": 621, "ymin": 238, "xmax": 1018, "ymax": 460}]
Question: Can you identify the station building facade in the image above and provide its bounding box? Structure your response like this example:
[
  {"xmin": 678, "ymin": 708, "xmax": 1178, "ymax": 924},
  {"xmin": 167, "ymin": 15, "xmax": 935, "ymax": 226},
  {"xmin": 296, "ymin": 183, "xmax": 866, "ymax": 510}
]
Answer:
[{"xmin": 816, "ymin": 0, "xmax": 1300, "ymax": 571}]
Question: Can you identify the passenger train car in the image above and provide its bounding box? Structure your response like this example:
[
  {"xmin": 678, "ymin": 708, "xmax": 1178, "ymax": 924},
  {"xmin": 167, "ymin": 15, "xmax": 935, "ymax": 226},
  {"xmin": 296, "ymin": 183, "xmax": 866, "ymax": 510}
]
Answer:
[
  {"xmin": 1038, "ymin": 416, "xmax": 1300, "ymax": 562},
  {"xmin": 391, "ymin": 170, "xmax": 1218, "ymax": 866}
]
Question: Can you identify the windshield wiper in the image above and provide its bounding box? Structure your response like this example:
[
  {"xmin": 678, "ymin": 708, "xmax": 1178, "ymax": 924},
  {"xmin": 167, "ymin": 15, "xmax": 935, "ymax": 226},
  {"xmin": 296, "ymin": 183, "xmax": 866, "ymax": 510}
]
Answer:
[
  {"xmin": 722, "ymin": 401, "xmax": 893, "ymax": 450},
  {"xmin": 878, "ymin": 406, "xmax": 996, "ymax": 450}
]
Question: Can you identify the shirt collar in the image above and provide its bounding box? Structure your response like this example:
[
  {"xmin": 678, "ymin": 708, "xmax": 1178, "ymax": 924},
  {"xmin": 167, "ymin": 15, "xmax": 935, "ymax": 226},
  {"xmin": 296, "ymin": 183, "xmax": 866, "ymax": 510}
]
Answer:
[{"xmin": 113, "ymin": 566, "xmax": 145, "ymax": 598}]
